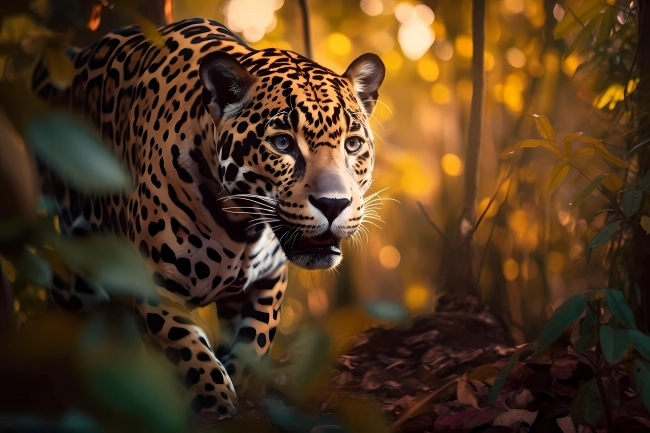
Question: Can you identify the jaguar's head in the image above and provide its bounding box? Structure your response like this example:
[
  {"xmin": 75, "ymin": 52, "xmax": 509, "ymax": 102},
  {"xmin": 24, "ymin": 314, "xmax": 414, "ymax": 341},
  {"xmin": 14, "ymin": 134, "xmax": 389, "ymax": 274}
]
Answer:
[{"xmin": 199, "ymin": 48, "xmax": 385, "ymax": 270}]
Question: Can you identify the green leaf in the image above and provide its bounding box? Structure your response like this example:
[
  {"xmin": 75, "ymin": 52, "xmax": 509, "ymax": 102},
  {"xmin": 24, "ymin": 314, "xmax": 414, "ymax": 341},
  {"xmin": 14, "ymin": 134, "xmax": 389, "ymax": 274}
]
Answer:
[
  {"xmin": 600, "ymin": 325, "xmax": 631, "ymax": 365},
  {"xmin": 81, "ymin": 315, "xmax": 186, "ymax": 433},
  {"xmin": 630, "ymin": 330, "xmax": 650, "ymax": 360},
  {"xmin": 549, "ymin": 161, "xmax": 570, "ymax": 191},
  {"xmin": 488, "ymin": 355, "xmax": 519, "ymax": 404},
  {"xmin": 575, "ymin": 301, "xmax": 598, "ymax": 352},
  {"xmin": 570, "ymin": 174, "xmax": 609, "ymax": 209},
  {"xmin": 602, "ymin": 289, "xmax": 637, "ymax": 329},
  {"xmin": 565, "ymin": 15, "xmax": 602, "ymax": 58},
  {"xmin": 570, "ymin": 378, "xmax": 603, "ymax": 427},
  {"xmin": 13, "ymin": 248, "xmax": 52, "ymax": 287},
  {"xmin": 586, "ymin": 220, "xmax": 622, "ymax": 263},
  {"xmin": 537, "ymin": 292, "xmax": 588, "ymax": 352},
  {"xmin": 596, "ymin": 6, "xmax": 617, "ymax": 43},
  {"xmin": 533, "ymin": 114, "xmax": 555, "ymax": 143},
  {"xmin": 632, "ymin": 359, "xmax": 650, "ymax": 413},
  {"xmin": 54, "ymin": 234, "xmax": 156, "ymax": 298},
  {"xmin": 25, "ymin": 113, "xmax": 131, "ymax": 193},
  {"xmin": 622, "ymin": 190, "xmax": 643, "ymax": 217},
  {"xmin": 0, "ymin": 219, "xmax": 28, "ymax": 243},
  {"xmin": 365, "ymin": 300, "xmax": 409, "ymax": 322},
  {"xmin": 554, "ymin": 0, "xmax": 606, "ymax": 39},
  {"xmin": 292, "ymin": 326, "xmax": 331, "ymax": 395},
  {"xmin": 629, "ymin": 138, "xmax": 650, "ymax": 158}
]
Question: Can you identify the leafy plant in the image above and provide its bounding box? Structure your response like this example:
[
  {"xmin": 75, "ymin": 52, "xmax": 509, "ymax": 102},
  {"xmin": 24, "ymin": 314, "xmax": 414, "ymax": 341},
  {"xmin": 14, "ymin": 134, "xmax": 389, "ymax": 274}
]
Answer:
[{"xmin": 487, "ymin": 289, "xmax": 650, "ymax": 430}]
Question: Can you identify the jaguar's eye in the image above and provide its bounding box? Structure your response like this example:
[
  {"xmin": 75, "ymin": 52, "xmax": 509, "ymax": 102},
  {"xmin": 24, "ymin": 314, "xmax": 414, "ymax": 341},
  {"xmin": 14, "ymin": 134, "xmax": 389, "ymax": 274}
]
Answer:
[
  {"xmin": 344, "ymin": 136, "xmax": 364, "ymax": 154},
  {"xmin": 269, "ymin": 134, "xmax": 295, "ymax": 152}
]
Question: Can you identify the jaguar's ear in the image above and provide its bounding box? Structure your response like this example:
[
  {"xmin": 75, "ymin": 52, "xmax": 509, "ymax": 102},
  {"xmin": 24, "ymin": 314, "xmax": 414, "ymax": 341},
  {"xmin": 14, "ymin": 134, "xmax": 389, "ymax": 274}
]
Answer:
[
  {"xmin": 343, "ymin": 53, "xmax": 386, "ymax": 115},
  {"xmin": 199, "ymin": 51, "xmax": 256, "ymax": 124}
]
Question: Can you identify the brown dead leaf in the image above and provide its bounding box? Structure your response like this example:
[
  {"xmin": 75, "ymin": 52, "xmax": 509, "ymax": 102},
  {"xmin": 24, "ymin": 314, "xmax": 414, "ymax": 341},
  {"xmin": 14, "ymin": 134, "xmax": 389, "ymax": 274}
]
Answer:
[
  {"xmin": 457, "ymin": 377, "xmax": 481, "ymax": 409},
  {"xmin": 493, "ymin": 409, "xmax": 538, "ymax": 430},
  {"xmin": 557, "ymin": 415, "xmax": 576, "ymax": 433},
  {"xmin": 467, "ymin": 364, "xmax": 499, "ymax": 383}
]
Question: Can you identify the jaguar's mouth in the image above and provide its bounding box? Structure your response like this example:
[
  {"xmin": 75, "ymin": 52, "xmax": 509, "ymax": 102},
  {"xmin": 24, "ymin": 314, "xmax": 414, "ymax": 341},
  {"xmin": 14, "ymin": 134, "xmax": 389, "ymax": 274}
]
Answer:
[{"xmin": 275, "ymin": 227, "xmax": 342, "ymax": 269}]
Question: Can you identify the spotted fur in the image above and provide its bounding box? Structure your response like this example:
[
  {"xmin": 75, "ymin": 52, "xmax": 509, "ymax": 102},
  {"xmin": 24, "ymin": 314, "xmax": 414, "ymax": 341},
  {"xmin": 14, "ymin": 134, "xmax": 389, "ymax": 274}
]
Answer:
[{"xmin": 32, "ymin": 18, "xmax": 384, "ymax": 421}]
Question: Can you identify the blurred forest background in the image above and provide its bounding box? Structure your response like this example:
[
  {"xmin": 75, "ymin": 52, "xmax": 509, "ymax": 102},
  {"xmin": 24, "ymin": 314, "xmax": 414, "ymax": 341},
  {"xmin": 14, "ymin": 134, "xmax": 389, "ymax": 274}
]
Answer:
[{"xmin": 2, "ymin": 0, "xmax": 650, "ymax": 432}]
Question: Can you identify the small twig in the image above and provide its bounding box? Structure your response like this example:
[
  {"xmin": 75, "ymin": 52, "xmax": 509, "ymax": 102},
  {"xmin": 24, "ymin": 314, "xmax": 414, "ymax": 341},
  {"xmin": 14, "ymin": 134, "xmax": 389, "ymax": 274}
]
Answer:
[
  {"xmin": 477, "ymin": 181, "xmax": 511, "ymax": 289},
  {"xmin": 417, "ymin": 201, "xmax": 448, "ymax": 245},
  {"xmin": 392, "ymin": 379, "xmax": 457, "ymax": 430},
  {"xmin": 471, "ymin": 168, "xmax": 512, "ymax": 234},
  {"xmin": 297, "ymin": 0, "xmax": 313, "ymax": 59}
]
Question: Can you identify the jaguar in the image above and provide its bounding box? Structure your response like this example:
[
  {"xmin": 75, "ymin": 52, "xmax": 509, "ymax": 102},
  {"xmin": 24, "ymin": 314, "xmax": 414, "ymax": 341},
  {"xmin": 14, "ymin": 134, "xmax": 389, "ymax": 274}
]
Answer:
[{"xmin": 32, "ymin": 17, "xmax": 385, "ymax": 422}]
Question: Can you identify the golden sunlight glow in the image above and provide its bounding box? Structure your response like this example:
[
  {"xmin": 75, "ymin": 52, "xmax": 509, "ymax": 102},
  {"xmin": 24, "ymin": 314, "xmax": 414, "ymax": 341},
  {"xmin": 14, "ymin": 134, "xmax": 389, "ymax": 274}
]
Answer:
[
  {"xmin": 307, "ymin": 287, "xmax": 328, "ymax": 317},
  {"xmin": 441, "ymin": 153, "xmax": 463, "ymax": 176},
  {"xmin": 562, "ymin": 55, "xmax": 580, "ymax": 77},
  {"xmin": 360, "ymin": 0, "xmax": 383, "ymax": 16},
  {"xmin": 373, "ymin": 96, "xmax": 393, "ymax": 122},
  {"xmin": 431, "ymin": 83, "xmax": 451, "ymax": 104},
  {"xmin": 417, "ymin": 56, "xmax": 439, "ymax": 82},
  {"xmin": 400, "ymin": 164, "xmax": 434, "ymax": 196},
  {"xmin": 503, "ymin": 258, "xmax": 519, "ymax": 281},
  {"xmin": 457, "ymin": 79, "xmax": 473, "ymax": 101},
  {"xmin": 432, "ymin": 20, "xmax": 446, "ymax": 40},
  {"xmin": 379, "ymin": 245, "xmax": 401, "ymax": 269},
  {"xmin": 506, "ymin": 47, "xmax": 526, "ymax": 68},
  {"xmin": 455, "ymin": 35, "xmax": 473, "ymax": 58},
  {"xmin": 328, "ymin": 32, "xmax": 352, "ymax": 55},
  {"xmin": 434, "ymin": 40, "xmax": 453, "ymax": 61},
  {"xmin": 547, "ymin": 251, "xmax": 564, "ymax": 273},
  {"xmin": 396, "ymin": 3, "xmax": 435, "ymax": 60},
  {"xmin": 503, "ymin": 0, "xmax": 525, "ymax": 14},
  {"xmin": 521, "ymin": 260, "xmax": 539, "ymax": 280},
  {"xmin": 224, "ymin": 0, "xmax": 283, "ymax": 43},
  {"xmin": 382, "ymin": 50, "xmax": 403, "ymax": 73},
  {"xmin": 478, "ymin": 197, "xmax": 499, "ymax": 219},
  {"xmin": 484, "ymin": 51, "xmax": 495, "ymax": 71},
  {"xmin": 403, "ymin": 284, "xmax": 430, "ymax": 312}
]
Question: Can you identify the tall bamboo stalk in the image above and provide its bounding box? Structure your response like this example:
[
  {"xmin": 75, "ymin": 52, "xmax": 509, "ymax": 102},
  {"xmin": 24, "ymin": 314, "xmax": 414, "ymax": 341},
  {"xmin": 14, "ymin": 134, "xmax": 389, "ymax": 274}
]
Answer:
[{"xmin": 440, "ymin": 0, "xmax": 485, "ymax": 302}]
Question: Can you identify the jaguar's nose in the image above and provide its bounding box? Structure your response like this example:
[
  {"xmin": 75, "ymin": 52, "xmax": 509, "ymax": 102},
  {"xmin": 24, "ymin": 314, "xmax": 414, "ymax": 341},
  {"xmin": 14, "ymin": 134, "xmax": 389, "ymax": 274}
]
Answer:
[{"xmin": 308, "ymin": 195, "xmax": 351, "ymax": 225}]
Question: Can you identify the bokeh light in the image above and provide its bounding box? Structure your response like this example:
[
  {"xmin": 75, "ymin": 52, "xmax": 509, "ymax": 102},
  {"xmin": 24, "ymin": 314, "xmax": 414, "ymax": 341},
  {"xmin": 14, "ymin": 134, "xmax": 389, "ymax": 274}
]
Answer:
[
  {"xmin": 396, "ymin": 3, "xmax": 435, "ymax": 60},
  {"xmin": 223, "ymin": 0, "xmax": 283, "ymax": 42},
  {"xmin": 379, "ymin": 245, "xmax": 401, "ymax": 269},
  {"xmin": 441, "ymin": 153, "xmax": 463, "ymax": 176},
  {"xmin": 403, "ymin": 284, "xmax": 430, "ymax": 312},
  {"xmin": 328, "ymin": 32, "xmax": 352, "ymax": 55},
  {"xmin": 503, "ymin": 258, "xmax": 520, "ymax": 281}
]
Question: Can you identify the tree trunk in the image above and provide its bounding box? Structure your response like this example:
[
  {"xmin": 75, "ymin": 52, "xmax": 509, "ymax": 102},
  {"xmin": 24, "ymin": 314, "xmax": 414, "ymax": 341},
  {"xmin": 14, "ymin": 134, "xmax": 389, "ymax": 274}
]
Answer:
[{"xmin": 439, "ymin": 0, "xmax": 485, "ymax": 305}]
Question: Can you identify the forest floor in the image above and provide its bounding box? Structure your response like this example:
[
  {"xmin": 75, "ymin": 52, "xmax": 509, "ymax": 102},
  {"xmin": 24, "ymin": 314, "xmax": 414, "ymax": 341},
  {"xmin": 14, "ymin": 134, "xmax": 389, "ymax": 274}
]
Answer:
[{"xmin": 322, "ymin": 297, "xmax": 650, "ymax": 433}]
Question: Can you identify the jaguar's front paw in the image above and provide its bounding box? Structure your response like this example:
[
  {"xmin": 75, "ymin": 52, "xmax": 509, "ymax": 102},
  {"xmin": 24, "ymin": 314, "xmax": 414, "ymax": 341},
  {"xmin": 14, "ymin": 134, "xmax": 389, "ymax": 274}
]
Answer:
[{"xmin": 189, "ymin": 362, "xmax": 239, "ymax": 423}]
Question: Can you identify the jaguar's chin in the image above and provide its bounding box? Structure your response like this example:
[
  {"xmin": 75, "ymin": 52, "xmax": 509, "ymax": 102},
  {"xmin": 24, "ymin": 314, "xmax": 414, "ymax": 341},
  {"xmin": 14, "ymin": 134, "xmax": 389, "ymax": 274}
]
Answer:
[{"xmin": 276, "ymin": 228, "xmax": 343, "ymax": 270}]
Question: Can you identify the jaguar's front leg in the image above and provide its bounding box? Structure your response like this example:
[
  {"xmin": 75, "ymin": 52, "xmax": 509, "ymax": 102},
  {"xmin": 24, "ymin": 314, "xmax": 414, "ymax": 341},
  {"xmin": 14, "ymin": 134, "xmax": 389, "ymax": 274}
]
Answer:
[
  {"xmin": 215, "ymin": 265, "xmax": 287, "ymax": 389},
  {"xmin": 136, "ymin": 288, "xmax": 239, "ymax": 420}
]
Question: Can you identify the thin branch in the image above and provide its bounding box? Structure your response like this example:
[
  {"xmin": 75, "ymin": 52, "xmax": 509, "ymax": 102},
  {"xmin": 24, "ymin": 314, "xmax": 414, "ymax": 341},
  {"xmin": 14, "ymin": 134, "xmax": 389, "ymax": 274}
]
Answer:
[
  {"xmin": 477, "ymin": 181, "xmax": 511, "ymax": 289},
  {"xmin": 297, "ymin": 0, "xmax": 313, "ymax": 59},
  {"xmin": 417, "ymin": 201, "xmax": 449, "ymax": 245},
  {"xmin": 472, "ymin": 168, "xmax": 512, "ymax": 234}
]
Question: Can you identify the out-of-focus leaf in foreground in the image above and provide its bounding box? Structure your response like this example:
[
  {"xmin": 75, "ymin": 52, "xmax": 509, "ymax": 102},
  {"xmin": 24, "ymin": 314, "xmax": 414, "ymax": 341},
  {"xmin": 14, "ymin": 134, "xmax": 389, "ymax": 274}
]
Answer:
[{"xmin": 25, "ymin": 113, "xmax": 131, "ymax": 193}]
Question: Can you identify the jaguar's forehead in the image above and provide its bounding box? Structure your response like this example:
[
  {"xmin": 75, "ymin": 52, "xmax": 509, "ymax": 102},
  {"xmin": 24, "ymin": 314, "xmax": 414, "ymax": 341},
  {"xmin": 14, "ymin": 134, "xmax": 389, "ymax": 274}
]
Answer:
[{"xmin": 237, "ymin": 49, "xmax": 369, "ymax": 149}]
